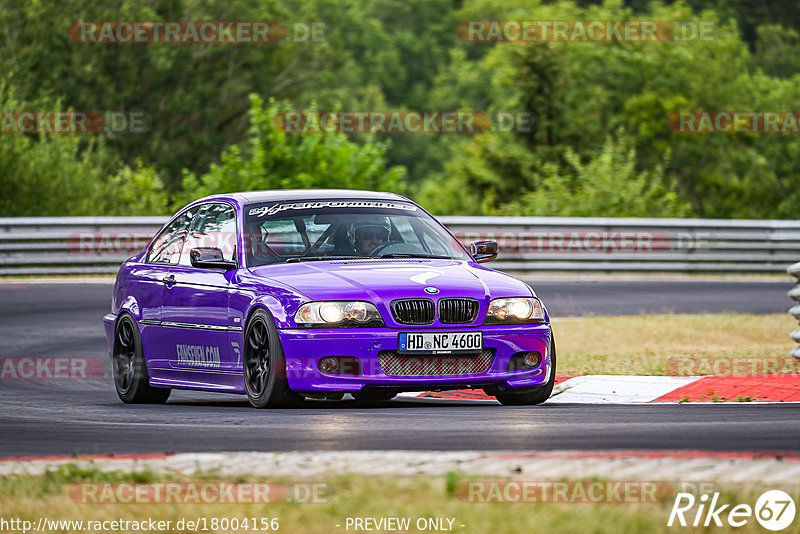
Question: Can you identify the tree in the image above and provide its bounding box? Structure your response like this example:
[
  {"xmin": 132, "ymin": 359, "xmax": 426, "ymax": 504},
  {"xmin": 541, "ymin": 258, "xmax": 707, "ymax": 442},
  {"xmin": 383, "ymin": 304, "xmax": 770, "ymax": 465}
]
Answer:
[
  {"xmin": 0, "ymin": 91, "xmax": 167, "ymax": 216},
  {"xmin": 174, "ymin": 95, "xmax": 406, "ymax": 207},
  {"xmin": 0, "ymin": 0, "xmax": 357, "ymax": 187},
  {"xmin": 420, "ymin": 0, "xmax": 800, "ymax": 218}
]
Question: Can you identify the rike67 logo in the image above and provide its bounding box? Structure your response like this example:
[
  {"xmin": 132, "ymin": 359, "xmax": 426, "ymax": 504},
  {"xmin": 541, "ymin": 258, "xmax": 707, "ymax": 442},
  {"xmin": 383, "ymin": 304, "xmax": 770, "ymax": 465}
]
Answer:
[{"xmin": 668, "ymin": 490, "xmax": 796, "ymax": 531}]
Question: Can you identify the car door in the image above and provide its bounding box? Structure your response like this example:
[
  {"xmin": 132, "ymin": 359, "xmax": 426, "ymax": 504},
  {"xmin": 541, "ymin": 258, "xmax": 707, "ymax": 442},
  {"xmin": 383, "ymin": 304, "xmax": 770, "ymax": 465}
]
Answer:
[
  {"xmin": 137, "ymin": 206, "xmax": 198, "ymax": 369},
  {"xmin": 160, "ymin": 202, "xmax": 240, "ymax": 380}
]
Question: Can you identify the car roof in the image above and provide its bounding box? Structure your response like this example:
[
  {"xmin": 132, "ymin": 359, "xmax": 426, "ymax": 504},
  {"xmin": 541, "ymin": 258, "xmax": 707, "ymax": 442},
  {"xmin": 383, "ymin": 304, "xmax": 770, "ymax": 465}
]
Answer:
[{"xmin": 200, "ymin": 189, "xmax": 408, "ymax": 204}]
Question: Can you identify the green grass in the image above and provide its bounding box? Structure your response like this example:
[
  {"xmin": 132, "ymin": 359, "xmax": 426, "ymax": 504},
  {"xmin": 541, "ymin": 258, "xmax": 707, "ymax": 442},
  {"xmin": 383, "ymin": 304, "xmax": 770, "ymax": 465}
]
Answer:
[
  {"xmin": 0, "ymin": 468, "xmax": 795, "ymax": 534},
  {"xmin": 554, "ymin": 313, "xmax": 797, "ymax": 375}
]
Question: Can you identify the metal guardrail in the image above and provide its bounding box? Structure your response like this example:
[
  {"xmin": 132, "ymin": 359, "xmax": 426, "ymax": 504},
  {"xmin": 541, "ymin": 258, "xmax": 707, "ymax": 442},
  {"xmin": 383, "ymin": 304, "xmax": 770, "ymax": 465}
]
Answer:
[
  {"xmin": 1, "ymin": 216, "xmax": 799, "ymax": 276},
  {"xmin": 445, "ymin": 216, "xmax": 800, "ymax": 273},
  {"xmin": 790, "ymin": 262, "xmax": 800, "ymax": 359},
  {"xmin": 0, "ymin": 217, "xmax": 165, "ymax": 275}
]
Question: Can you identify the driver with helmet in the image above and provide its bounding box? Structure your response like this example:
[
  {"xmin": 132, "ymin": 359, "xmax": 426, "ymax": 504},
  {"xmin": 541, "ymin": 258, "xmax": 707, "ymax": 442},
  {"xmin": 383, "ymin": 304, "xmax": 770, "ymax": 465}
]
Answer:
[{"xmin": 351, "ymin": 216, "xmax": 391, "ymax": 255}]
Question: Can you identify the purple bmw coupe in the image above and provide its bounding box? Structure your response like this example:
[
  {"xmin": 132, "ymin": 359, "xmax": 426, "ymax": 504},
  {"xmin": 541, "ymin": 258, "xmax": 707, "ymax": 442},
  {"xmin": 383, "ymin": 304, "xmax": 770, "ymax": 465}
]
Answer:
[{"xmin": 104, "ymin": 190, "xmax": 555, "ymax": 407}]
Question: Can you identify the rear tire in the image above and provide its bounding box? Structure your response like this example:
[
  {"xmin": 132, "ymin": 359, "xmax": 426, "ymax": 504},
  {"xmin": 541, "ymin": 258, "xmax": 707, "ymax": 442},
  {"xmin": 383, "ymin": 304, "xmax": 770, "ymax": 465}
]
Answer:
[
  {"xmin": 243, "ymin": 308, "xmax": 304, "ymax": 408},
  {"xmin": 493, "ymin": 338, "xmax": 556, "ymax": 406},
  {"xmin": 113, "ymin": 314, "xmax": 171, "ymax": 404}
]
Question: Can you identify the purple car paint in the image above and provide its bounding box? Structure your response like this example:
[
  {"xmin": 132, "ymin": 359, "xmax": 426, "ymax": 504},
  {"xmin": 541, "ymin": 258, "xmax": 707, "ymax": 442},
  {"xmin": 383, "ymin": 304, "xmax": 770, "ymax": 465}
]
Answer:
[{"xmin": 104, "ymin": 190, "xmax": 555, "ymax": 407}]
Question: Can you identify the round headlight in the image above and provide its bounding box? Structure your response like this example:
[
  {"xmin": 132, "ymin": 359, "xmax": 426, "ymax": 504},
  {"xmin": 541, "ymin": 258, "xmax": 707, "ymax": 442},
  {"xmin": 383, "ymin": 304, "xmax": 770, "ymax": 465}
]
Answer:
[
  {"xmin": 319, "ymin": 302, "xmax": 345, "ymax": 323},
  {"xmin": 485, "ymin": 297, "xmax": 545, "ymax": 324},
  {"xmin": 508, "ymin": 299, "xmax": 533, "ymax": 319}
]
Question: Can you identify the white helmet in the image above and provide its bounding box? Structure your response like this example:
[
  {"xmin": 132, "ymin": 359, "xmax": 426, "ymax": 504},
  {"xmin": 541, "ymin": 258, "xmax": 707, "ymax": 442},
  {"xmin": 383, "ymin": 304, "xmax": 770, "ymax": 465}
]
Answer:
[{"xmin": 350, "ymin": 215, "xmax": 391, "ymax": 250}]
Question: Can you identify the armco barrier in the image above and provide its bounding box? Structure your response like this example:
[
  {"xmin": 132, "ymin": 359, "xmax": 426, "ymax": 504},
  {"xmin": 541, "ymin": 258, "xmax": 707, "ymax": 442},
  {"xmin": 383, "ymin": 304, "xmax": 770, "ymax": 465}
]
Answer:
[
  {"xmin": 790, "ymin": 262, "xmax": 800, "ymax": 359},
  {"xmin": 445, "ymin": 216, "xmax": 800, "ymax": 273},
  {"xmin": 0, "ymin": 217, "xmax": 165, "ymax": 275},
  {"xmin": 0, "ymin": 216, "xmax": 799, "ymax": 276}
]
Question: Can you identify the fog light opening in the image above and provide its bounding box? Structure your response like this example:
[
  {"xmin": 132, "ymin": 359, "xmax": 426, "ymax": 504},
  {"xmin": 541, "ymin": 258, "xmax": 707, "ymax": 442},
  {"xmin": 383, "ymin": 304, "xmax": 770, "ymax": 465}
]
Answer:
[
  {"xmin": 318, "ymin": 357, "xmax": 340, "ymax": 374},
  {"xmin": 317, "ymin": 356, "xmax": 362, "ymax": 375},
  {"xmin": 523, "ymin": 351, "xmax": 541, "ymax": 368},
  {"xmin": 506, "ymin": 351, "xmax": 543, "ymax": 372}
]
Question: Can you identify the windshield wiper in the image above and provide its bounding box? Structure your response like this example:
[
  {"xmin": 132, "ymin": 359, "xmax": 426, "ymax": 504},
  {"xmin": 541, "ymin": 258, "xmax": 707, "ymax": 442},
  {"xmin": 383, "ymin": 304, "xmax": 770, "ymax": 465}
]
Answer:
[
  {"xmin": 379, "ymin": 253, "xmax": 452, "ymax": 259},
  {"xmin": 285, "ymin": 256, "xmax": 371, "ymax": 263}
]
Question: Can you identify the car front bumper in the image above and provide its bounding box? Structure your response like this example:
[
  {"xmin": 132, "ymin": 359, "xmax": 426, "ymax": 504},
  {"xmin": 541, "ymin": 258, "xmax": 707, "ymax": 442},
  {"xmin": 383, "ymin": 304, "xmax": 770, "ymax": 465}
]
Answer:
[{"xmin": 279, "ymin": 324, "xmax": 553, "ymax": 393}]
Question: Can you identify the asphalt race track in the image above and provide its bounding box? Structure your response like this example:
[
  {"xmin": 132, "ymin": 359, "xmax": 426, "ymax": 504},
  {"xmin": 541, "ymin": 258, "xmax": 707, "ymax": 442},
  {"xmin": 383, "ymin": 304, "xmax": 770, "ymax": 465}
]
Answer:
[
  {"xmin": 0, "ymin": 279, "xmax": 797, "ymax": 457},
  {"xmin": 533, "ymin": 279, "xmax": 794, "ymax": 316}
]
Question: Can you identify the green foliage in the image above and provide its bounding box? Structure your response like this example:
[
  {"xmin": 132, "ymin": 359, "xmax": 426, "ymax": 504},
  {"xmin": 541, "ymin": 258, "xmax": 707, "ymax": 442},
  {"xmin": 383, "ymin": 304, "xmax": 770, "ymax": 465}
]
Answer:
[
  {"xmin": 1, "ymin": 0, "xmax": 360, "ymax": 187},
  {"xmin": 0, "ymin": 94, "xmax": 104, "ymax": 215},
  {"xmin": 97, "ymin": 162, "xmax": 169, "ymax": 216},
  {"xmin": 501, "ymin": 135, "xmax": 692, "ymax": 217},
  {"xmin": 43, "ymin": 463, "xmax": 160, "ymax": 484},
  {"xmin": 418, "ymin": 133, "xmax": 690, "ymax": 217},
  {"xmin": 0, "ymin": 92, "xmax": 168, "ymax": 216},
  {"xmin": 754, "ymin": 24, "xmax": 800, "ymax": 78},
  {"xmin": 174, "ymin": 95, "xmax": 406, "ymax": 207},
  {"xmin": 416, "ymin": 132, "xmax": 539, "ymax": 215},
  {"xmin": 420, "ymin": 0, "xmax": 800, "ymax": 218},
  {"xmin": 2, "ymin": 0, "xmax": 800, "ymax": 218},
  {"xmin": 0, "ymin": 463, "xmax": 160, "ymax": 500},
  {"xmin": 444, "ymin": 471, "xmax": 461, "ymax": 498}
]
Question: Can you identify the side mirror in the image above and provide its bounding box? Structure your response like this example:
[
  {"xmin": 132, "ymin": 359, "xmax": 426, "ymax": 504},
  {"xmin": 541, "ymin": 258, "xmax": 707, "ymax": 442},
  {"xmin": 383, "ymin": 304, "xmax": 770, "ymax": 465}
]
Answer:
[
  {"xmin": 190, "ymin": 247, "xmax": 237, "ymax": 270},
  {"xmin": 469, "ymin": 240, "xmax": 498, "ymax": 263}
]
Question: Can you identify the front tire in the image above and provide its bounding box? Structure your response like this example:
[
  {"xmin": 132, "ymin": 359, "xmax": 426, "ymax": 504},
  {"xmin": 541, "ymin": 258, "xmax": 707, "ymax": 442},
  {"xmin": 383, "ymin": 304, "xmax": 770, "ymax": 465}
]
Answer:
[
  {"xmin": 113, "ymin": 314, "xmax": 171, "ymax": 404},
  {"xmin": 243, "ymin": 308, "xmax": 303, "ymax": 408},
  {"xmin": 493, "ymin": 338, "xmax": 557, "ymax": 406}
]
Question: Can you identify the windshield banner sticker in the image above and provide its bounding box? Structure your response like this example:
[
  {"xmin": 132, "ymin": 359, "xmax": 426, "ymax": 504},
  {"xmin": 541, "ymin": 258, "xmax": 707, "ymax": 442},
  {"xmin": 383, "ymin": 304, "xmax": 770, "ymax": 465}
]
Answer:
[{"xmin": 249, "ymin": 201, "xmax": 417, "ymax": 217}]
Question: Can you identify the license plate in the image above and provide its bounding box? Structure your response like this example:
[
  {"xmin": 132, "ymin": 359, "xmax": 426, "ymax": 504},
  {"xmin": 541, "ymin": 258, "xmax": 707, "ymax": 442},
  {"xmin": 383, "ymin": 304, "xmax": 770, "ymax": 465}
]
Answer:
[{"xmin": 398, "ymin": 331, "xmax": 483, "ymax": 354}]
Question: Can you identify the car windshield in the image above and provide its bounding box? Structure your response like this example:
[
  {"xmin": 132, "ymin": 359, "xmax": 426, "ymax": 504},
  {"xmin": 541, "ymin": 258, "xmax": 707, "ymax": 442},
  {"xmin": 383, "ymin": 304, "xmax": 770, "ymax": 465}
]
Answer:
[{"xmin": 243, "ymin": 199, "xmax": 470, "ymax": 267}]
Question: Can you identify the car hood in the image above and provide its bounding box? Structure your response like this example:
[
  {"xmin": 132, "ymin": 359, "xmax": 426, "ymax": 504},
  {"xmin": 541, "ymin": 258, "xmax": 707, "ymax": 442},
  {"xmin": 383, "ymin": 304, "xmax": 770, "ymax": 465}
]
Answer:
[{"xmin": 248, "ymin": 259, "xmax": 534, "ymax": 303}]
